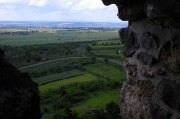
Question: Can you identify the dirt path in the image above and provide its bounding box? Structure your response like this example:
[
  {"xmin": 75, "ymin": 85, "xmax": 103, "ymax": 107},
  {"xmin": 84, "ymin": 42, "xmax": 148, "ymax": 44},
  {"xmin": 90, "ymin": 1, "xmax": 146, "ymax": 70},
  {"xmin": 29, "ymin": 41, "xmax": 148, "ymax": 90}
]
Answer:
[{"xmin": 19, "ymin": 57, "xmax": 124, "ymax": 70}]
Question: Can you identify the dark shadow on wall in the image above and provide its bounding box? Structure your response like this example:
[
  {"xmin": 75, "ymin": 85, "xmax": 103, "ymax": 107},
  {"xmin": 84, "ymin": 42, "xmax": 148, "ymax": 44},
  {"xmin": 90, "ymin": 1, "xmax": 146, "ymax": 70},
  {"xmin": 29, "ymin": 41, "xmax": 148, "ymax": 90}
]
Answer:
[{"xmin": 0, "ymin": 50, "xmax": 41, "ymax": 119}]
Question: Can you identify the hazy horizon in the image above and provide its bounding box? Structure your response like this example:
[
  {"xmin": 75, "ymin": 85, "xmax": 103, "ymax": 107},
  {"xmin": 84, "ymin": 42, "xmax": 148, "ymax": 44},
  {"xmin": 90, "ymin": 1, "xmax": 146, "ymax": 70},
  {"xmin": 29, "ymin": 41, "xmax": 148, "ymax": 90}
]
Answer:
[
  {"xmin": 0, "ymin": 21, "xmax": 128, "ymax": 28},
  {"xmin": 0, "ymin": 21, "xmax": 127, "ymax": 23}
]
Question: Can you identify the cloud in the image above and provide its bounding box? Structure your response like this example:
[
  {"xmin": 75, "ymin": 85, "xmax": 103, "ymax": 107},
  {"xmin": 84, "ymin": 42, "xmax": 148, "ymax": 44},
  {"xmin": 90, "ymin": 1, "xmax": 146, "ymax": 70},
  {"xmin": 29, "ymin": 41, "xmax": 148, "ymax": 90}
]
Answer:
[
  {"xmin": 0, "ymin": 0, "xmax": 21, "ymax": 4},
  {"xmin": 72, "ymin": 0, "xmax": 106, "ymax": 11},
  {"xmin": 0, "ymin": 0, "xmax": 121, "ymax": 22},
  {"xmin": 28, "ymin": 0, "xmax": 47, "ymax": 7},
  {"xmin": 0, "ymin": 9, "xmax": 6, "ymax": 15}
]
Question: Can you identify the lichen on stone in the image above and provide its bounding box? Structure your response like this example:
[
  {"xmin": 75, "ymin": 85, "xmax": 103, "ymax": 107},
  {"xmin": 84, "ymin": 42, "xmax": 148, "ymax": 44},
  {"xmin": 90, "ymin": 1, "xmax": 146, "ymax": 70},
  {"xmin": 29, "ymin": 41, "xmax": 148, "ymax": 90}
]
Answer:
[
  {"xmin": 137, "ymin": 80, "xmax": 154, "ymax": 97},
  {"xmin": 159, "ymin": 38, "xmax": 180, "ymax": 73}
]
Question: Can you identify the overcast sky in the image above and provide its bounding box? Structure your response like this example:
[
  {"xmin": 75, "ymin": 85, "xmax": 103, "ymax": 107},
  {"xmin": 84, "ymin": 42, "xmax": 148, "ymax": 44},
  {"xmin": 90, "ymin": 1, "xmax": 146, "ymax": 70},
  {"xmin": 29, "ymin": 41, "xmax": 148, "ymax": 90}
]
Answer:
[{"xmin": 0, "ymin": 0, "xmax": 123, "ymax": 22}]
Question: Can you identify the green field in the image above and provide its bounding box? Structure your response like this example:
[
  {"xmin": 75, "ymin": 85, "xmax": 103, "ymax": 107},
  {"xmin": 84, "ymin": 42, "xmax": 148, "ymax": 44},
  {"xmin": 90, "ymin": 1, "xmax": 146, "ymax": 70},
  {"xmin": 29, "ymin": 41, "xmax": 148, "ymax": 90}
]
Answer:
[
  {"xmin": 21, "ymin": 58, "xmax": 82, "ymax": 73},
  {"xmin": 84, "ymin": 61, "xmax": 125, "ymax": 81},
  {"xmin": 38, "ymin": 60, "xmax": 125, "ymax": 93},
  {"xmin": 37, "ymin": 59, "xmax": 125, "ymax": 118},
  {"xmin": 39, "ymin": 73, "xmax": 97, "ymax": 93},
  {"xmin": 89, "ymin": 40, "xmax": 124, "ymax": 60},
  {"xmin": 91, "ymin": 45, "xmax": 122, "ymax": 49},
  {"xmin": 92, "ymin": 49, "xmax": 120, "ymax": 56},
  {"xmin": 96, "ymin": 39, "xmax": 121, "ymax": 44},
  {"xmin": 72, "ymin": 89, "xmax": 120, "ymax": 116},
  {"xmin": 33, "ymin": 69, "xmax": 84, "ymax": 85},
  {"xmin": 0, "ymin": 30, "xmax": 119, "ymax": 46}
]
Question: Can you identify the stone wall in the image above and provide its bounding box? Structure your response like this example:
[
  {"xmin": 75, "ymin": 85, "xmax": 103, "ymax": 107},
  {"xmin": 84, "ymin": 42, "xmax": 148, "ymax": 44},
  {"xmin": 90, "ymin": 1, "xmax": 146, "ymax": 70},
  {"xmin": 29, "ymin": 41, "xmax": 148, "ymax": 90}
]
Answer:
[
  {"xmin": 102, "ymin": 0, "xmax": 180, "ymax": 119},
  {"xmin": 0, "ymin": 51, "xmax": 41, "ymax": 119}
]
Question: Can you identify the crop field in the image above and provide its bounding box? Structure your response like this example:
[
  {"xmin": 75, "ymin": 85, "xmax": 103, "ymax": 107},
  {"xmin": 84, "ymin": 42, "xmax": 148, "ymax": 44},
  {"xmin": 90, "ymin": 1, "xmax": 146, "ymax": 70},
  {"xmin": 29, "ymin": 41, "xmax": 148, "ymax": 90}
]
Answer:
[
  {"xmin": 84, "ymin": 61, "xmax": 125, "ymax": 81},
  {"xmin": 20, "ymin": 58, "xmax": 82, "ymax": 73},
  {"xmin": 35, "ymin": 59, "xmax": 125, "ymax": 119},
  {"xmin": 33, "ymin": 69, "xmax": 84, "ymax": 85},
  {"xmin": 72, "ymin": 89, "xmax": 120, "ymax": 116},
  {"xmin": 94, "ymin": 48, "xmax": 118, "ymax": 54},
  {"xmin": 39, "ymin": 73, "xmax": 97, "ymax": 93},
  {"xmin": 92, "ymin": 49, "xmax": 120, "ymax": 56},
  {"xmin": 38, "ymin": 60, "xmax": 125, "ymax": 92},
  {"xmin": 0, "ymin": 29, "xmax": 119, "ymax": 46},
  {"xmin": 91, "ymin": 45, "xmax": 122, "ymax": 49},
  {"xmin": 96, "ymin": 39, "xmax": 121, "ymax": 44},
  {"xmin": 89, "ymin": 40, "xmax": 125, "ymax": 61}
]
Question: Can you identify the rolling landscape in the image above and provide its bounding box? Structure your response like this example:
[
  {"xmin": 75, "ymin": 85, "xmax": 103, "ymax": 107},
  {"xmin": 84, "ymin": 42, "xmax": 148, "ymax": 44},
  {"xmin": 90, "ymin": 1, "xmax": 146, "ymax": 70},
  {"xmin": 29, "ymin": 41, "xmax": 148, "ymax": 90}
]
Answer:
[{"xmin": 0, "ymin": 21, "xmax": 126, "ymax": 119}]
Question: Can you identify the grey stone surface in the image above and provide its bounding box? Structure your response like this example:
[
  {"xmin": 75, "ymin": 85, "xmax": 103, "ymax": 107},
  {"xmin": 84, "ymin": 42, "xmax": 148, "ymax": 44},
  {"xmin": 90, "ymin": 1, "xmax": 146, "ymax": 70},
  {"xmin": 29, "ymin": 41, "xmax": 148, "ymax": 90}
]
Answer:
[
  {"xmin": 159, "ymin": 38, "xmax": 180, "ymax": 73},
  {"xmin": 122, "ymin": 46, "xmax": 135, "ymax": 57},
  {"xmin": 119, "ymin": 28, "xmax": 139, "ymax": 57},
  {"xmin": 140, "ymin": 32, "xmax": 159, "ymax": 49},
  {"xmin": 137, "ymin": 52, "xmax": 156, "ymax": 65},
  {"xmin": 102, "ymin": 0, "xmax": 180, "ymax": 118}
]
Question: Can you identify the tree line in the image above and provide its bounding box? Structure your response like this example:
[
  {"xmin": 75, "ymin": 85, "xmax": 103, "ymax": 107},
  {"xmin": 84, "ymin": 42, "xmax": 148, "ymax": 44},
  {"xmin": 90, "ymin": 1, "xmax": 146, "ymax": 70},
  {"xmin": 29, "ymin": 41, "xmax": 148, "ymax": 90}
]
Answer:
[{"xmin": 0, "ymin": 42, "xmax": 88, "ymax": 67}]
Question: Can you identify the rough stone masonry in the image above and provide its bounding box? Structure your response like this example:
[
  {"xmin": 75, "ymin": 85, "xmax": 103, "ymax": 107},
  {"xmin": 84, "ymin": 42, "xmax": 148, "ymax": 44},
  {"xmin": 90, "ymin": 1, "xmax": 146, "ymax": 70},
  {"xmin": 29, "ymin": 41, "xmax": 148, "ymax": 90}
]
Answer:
[{"xmin": 102, "ymin": 0, "xmax": 180, "ymax": 119}]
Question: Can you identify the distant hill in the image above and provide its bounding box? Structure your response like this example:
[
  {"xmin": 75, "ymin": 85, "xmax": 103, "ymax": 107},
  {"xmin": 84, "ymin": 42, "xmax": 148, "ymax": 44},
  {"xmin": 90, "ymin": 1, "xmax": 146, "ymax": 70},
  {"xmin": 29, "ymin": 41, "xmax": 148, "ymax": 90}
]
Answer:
[{"xmin": 0, "ymin": 21, "xmax": 128, "ymax": 28}]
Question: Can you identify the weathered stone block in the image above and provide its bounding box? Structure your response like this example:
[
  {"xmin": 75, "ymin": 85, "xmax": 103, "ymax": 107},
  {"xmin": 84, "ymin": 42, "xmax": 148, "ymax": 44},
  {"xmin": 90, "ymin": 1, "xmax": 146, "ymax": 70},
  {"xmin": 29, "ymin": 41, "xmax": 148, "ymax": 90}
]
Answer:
[
  {"xmin": 137, "ymin": 52, "xmax": 156, "ymax": 65},
  {"xmin": 125, "ymin": 61, "xmax": 137, "ymax": 84},
  {"xmin": 137, "ymin": 80, "xmax": 154, "ymax": 97},
  {"xmin": 119, "ymin": 28, "xmax": 128, "ymax": 44},
  {"xmin": 119, "ymin": 28, "xmax": 139, "ymax": 57},
  {"xmin": 140, "ymin": 67, "xmax": 154, "ymax": 78},
  {"xmin": 122, "ymin": 46, "xmax": 136, "ymax": 57},
  {"xmin": 150, "ymin": 104, "xmax": 173, "ymax": 119},
  {"xmin": 159, "ymin": 38, "xmax": 180, "ymax": 73},
  {"xmin": 140, "ymin": 32, "xmax": 159, "ymax": 49},
  {"xmin": 158, "ymin": 79, "xmax": 180, "ymax": 113},
  {"xmin": 155, "ymin": 68, "xmax": 166, "ymax": 76}
]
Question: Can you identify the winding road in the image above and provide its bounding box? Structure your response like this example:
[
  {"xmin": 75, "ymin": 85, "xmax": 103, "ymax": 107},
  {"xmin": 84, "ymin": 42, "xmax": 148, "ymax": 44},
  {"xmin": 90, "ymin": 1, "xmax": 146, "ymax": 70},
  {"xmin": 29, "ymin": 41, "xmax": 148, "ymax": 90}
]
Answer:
[{"xmin": 18, "ymin": 56, "xmax": 123, "ymax": 70}]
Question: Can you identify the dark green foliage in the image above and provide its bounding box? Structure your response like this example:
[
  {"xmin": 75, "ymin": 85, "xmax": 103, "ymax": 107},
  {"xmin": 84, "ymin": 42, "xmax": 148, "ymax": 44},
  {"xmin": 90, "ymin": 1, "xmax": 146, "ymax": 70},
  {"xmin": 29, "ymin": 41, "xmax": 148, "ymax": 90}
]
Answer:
[
  {"xmin": 104, "ymin": 58, "xmax": 109, "ymax": 63},
  {"xmin": 81, "ymin": 101, "xmax": 120, "ymax": 119},
  {"xmin": 92, "ymin": 56, "xmax": 97, "ymax": 62},
  {"xmin": 86, "ymin": 46, "xmax": 92, "ymax": 52},
  {"xmin": 53, "ymin": 108, "xmax": 78, "ymax": 119},
  {"xmin": 0, "ymin": 31, "xmax": 31, "ymax": 35},
  {"xmin": 41, "ymin": 80, "xmax": 123, "ymax": 113},
  {"xmin": 42, "ymin": 108, "xmax": 49, "ymax": 113},
  {"xmin": 1, "ymin": 42, "xmax": 88, "ymax": 67}
]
